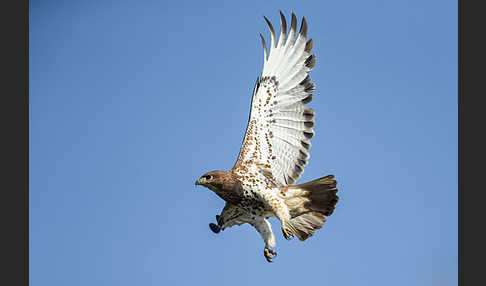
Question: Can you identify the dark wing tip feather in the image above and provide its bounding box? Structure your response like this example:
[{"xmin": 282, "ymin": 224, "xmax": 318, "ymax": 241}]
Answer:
[
  {"xmin": 259, "ymin": 33, "xmax": 268, "ymax": 61},
  {"xmin": 302, "ymin": 95, "xmax": 313, "ymax": 104},
  {"xmin": 303, "ymin": 107, "xmax": 314, "ymax": 115},
  {"xmin": 299, "ymin": 149, "xmax": 310, "ymax": 159},
  {"xmin": 302, "ymin": 111, "xmax": 314, "ymax": 121},
  {"xmin": 300, "ymin": 74, "xmax": 311, "ymax": 86},
  {"xmin": 290, "ymin": 12, "xmax": 297, "ymax": 38},
  {"xmin": 279, "ymin": 11, "xmax": 287, "ymax": 39},
  {"xmin": 305, "ymin": 54, "xmax": 316, "ymax": 69},
  {"xmin": 301, "ymin": 140, "xmax": 311, "ymax": 149},
  {"xmin": 305, "ymin": 38, "xmax": 314, "ymax": 53},
  {"xmin": 291, "ymin": 12, "xmax": 297, "ymax": 25},
  {"xmin": 304, "ymin": 83, "xmax": 315, "ymax": 93},
  {"xmin": 303, "ymin": 130, "xmax": 314, "ymax": 139},
  {"xmin": 263, "ymin": 16, "xmax": 276, "ymax": 47},
  {"xmin": 294, "ymin": 164, "xmax": 303, "ymax": 173},
  {"xmin": 300, "ymin": 74, "xmax": 315, "ymax": 93},
  {"xmin": 304, "ymin": 121, "xmax": 314, "ymax": 128},
  {"xmin": 297, "ymin": 158, "xmax": 308, "ymax": 166},
  {"xmin": 299, "ymin": 16, "xmax": 308, "ymax": 38}
]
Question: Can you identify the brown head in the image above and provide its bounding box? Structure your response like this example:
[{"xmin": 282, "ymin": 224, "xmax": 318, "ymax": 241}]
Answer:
[{"xmin": 195, "ymin": 170, "xmax": 244, "ymax": 204}]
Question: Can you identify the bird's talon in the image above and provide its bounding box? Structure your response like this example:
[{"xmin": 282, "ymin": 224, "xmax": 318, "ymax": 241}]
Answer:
[
  {"xmin": 281, "ymin": 227, "xmax": 294, "ymax": 240},
  {"xmin": 264, "ymin": 246, "xmax": 277, "ymax": 263}
]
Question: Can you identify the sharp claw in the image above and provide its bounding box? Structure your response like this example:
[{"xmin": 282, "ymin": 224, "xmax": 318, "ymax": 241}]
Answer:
[
  {"xmin": 264, "ymin": 246, "xmax": 277, "ymax": 263},
  {"xmin": 264, "ymin": 250, "xmax": 273, "ymax": 262},
  {"xmin": 281, "ymin": 227, "xmax": 294, "ymax": 240},
  {"xmin": 281, "ymin": 220, "xmax": 294, "ymax": 240}
]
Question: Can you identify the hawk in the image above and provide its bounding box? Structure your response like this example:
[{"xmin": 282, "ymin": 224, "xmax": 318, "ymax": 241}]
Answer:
[{"xmin": 196, "ymin": 12, "xmax": 339, "ymax": 263}]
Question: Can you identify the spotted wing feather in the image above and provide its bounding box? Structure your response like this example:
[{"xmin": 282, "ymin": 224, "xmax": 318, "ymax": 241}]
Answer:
[{"xmin": 233, "ymin": 12, "xmax": 316, "ymax": 187}]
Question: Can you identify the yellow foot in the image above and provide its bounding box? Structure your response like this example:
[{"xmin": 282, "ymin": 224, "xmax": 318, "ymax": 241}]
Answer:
[
  {"xmin": 281, "ymin": 221, "xmax": 294, "ymax": 240},
  {"xmin": 263, "ymin": 245, "xmax": 277, "ymax": 263}
]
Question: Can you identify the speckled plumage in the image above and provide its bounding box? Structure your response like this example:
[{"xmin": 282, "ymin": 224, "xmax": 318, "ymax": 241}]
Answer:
[{"xmin": 196, "ymin": 12, "xmax": 339, "ymax": 263}]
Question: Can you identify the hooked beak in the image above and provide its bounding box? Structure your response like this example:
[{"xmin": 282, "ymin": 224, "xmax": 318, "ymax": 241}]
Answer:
[{"xmin": 195, "ymin": 176, "xmax": 210, "ymax": 187}]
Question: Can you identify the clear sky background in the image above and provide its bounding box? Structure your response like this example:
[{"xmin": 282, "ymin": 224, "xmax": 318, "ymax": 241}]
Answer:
[{"xmin": 30, "ymin": 0, "xmax": 457, "ymax": 285}]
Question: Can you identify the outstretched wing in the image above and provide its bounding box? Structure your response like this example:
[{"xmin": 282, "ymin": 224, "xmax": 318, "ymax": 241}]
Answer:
[{"xmin": 232, "ymin": 12, "xmax": 316, "ymax": 187}]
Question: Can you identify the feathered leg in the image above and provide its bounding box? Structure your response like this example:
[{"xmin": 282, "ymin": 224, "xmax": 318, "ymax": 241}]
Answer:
[
  {"xmin": 251, "ymin": 217, "xmax": 277, "ymax": 262},
  {"xmin": 261, "ymin": 191, "xmax": 295, "ymax": 240}
]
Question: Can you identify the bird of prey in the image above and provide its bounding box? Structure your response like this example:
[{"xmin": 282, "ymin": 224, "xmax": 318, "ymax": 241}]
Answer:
[{"xmin": 195, "ymin": 12, "xmax": 339, "ymax": 263}]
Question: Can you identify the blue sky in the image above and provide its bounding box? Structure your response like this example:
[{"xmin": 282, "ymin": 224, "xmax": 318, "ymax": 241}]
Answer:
[{"xmin": 30, "ymin": 0, "xmax": 457, "ymax": 285}]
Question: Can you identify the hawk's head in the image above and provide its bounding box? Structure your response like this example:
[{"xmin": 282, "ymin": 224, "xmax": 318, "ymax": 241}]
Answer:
[
  {"xmin": 195, "ymin": 170, "xmax": 227, "ymax": 191},
  {"xmin": 196, "ymin": 171, "xmax": 243, "ymax": 203},
  {"xmin": 195, "ymin": 170, "xmax": 244, "ymax": 204}
]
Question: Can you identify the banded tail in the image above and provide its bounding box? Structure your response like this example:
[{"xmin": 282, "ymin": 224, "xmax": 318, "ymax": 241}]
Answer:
[{"xmin": 281, "ymin": 175, "xmax": 339, "ymax": 241}]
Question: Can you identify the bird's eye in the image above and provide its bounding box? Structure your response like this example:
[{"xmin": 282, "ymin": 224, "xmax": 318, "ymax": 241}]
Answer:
[{"xmin": 204, "ymin": 175, "xmax": 212, "ymax": 180}]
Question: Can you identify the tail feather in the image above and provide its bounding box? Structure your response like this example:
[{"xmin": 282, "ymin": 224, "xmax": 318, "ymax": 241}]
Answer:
[
  {"xmin": 303, "ymin": 175, "xmax": 339, "ymax": 216},
  {"xmin": 285, "ymin": 211, "xmax": 327, "ymax": 241},
  {"xmin": 282, "ymin": 175, "xmax": 339, "ymax": 241}
]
